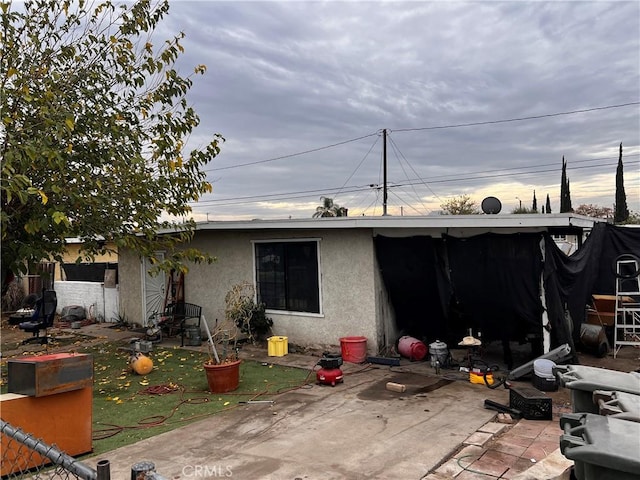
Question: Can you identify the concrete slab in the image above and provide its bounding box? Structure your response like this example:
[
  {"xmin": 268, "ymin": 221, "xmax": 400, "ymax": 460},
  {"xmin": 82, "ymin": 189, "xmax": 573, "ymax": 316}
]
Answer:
[{"xmin": 84, "ymin": 361, "xmax": 508, "ymax": 479}]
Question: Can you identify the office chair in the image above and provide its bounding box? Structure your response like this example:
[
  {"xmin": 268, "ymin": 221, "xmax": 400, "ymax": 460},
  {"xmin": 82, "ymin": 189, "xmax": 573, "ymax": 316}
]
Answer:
[{"xmin": 19, "ymin": 290, "xmax": 57, "ymax": 345}]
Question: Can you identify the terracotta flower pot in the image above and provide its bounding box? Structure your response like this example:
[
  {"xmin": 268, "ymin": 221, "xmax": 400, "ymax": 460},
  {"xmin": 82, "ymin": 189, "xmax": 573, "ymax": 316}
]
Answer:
[{"xmin": 203, "ymin": 359, "xmax": 241, "ymax": 393}]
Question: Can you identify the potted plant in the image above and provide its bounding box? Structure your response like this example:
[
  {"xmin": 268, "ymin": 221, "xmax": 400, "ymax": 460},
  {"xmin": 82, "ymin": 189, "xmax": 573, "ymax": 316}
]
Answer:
[
  {"xmin": 202, "ymin": 282, "xmax": 272, "ymax": 393},
  {"xmin": 224, "ymin": 282, "xmax": 273, "ymax": 345},
  {"xmin": 202, "ymin": 316, "xmax": 241, "ymax": 393}
]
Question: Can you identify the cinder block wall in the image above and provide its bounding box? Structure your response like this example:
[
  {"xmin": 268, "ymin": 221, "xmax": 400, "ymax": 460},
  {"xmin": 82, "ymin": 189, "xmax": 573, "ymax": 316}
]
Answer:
[{"xmin": 54, "ymin": 281, "xmax": 119, "ymax": 322}]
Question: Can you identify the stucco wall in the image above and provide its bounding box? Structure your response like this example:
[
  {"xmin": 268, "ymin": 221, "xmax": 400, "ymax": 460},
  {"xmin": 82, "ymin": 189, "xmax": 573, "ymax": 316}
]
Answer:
[
  {"xmin": 120, "ymin": 228, "xmax": 382, "ymax": 353},
  {"xmin": 186, "ymin": 229, "xmax": 380, "ymax": 352}
]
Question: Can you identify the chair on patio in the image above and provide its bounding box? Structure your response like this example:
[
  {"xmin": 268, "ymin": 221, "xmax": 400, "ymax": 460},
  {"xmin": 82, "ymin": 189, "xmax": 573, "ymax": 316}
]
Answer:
[
  {"xmin": 158, "ymin": 302, "xmax": 202, "ymax": 347},
  {"xmin": 19, "ymin": 290, "xmax": 57, "ymax": 345}
]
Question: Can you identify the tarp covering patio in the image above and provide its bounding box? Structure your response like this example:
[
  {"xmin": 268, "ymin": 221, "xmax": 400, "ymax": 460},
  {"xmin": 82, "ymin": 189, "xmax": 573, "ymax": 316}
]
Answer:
[{"xmin": 374, "ymin": 223, "xmax": 640, "ymax": 360}]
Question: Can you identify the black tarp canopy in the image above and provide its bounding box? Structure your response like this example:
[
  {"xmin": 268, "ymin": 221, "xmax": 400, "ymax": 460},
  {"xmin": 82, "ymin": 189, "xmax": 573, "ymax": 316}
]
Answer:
[{"xmin": 374, "ymin": 223, "xmax": 640, "ymax": 359}]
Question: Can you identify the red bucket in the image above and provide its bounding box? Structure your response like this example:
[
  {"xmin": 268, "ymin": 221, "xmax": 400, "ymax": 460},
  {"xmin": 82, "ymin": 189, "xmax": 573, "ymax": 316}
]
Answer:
[{"xmin": 340, "ymin": 336, "xmax": 368, "ymax": 363}]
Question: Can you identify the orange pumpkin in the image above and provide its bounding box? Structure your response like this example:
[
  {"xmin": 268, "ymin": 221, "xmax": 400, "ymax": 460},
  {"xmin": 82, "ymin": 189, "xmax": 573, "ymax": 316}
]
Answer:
[{"xmin": 131, "ymin": 352, "xmax": 153, "ymax": 375}]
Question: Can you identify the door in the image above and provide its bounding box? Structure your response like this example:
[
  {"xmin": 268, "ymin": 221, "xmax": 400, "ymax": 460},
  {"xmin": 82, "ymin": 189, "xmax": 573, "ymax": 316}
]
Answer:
[{"xmin": 142, "ymin": 253, "xmax": 166, "ymax": 326}]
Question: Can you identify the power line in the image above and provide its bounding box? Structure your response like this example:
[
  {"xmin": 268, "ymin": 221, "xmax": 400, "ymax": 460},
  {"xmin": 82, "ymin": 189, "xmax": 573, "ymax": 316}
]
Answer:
[
  {"xmin": 391, "ymin": 102, "xmax": 640, "ymax": 133},
  {"xmin": 204, "ymin": 131, "xmax": 379, "ymax": 172},
  {"xmin": 192, "ymin": 154, "xmax": 638, "ymax": 207},
  {"xmin": 192, "ymin": 158, "xmax": 638, "ymax": 208},
  {"xmin": 201, "ymin": 102, "xmax": 638, "ymax": 174}
]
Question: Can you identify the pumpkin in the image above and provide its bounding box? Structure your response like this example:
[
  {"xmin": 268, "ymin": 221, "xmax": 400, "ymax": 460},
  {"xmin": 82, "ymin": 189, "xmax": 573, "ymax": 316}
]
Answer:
[{"xmin": 131, "ymin": 352, "xmax": 154, "ymax": 375}]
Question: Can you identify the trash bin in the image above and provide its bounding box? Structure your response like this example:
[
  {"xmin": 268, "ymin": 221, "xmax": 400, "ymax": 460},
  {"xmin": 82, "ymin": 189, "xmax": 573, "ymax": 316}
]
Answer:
[
  {"xmin": 592, "ymin": 390, "xmax": 640, "ymax": 421},
  {"xmin": 560, "ymin": 412, "xmax": 640, "ymax": 480},
  {"xmin": 553, "ymin": 365, "xmax": 640, "ymax": 413}
]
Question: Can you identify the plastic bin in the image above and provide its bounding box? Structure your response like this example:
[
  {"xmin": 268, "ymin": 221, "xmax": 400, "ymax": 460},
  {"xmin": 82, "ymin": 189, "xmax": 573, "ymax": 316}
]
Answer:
[
  {"xmin": 268, "ymin": 336, "xmax": 288, "ymax": 357},
  {"xmin": 509, "ymin": 386, "xmax": 552, "ymax": 420},
  {"xmin": 560, "ymin": 412, "xmax": 640, "ymax": 480},
  {"xmin": 592, "ymin": 390, "xmax": 640, "ymax": 421},
  {"xmin": 553, "ymin": 365, "xmax": 640, "ymax": 413}
]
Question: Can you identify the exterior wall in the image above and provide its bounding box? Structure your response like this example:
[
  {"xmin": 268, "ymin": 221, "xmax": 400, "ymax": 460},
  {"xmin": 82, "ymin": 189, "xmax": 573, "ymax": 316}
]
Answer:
[
  {"xmin": 54, "ymin": 281, "xmax": 119, "ymax": 322},
  {"xmin": 56, "ymin": 242, "xmax": 118, "ymax": 281},
  {"xmin": 183, "ymin": 229, "xmax": 380, "ymax": 352}
]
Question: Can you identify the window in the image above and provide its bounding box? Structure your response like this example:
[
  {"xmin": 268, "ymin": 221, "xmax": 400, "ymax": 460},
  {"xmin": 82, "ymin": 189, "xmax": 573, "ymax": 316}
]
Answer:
[{"xmin": 254, "ymin": 240, "xmax": 320, "ymax": 314}]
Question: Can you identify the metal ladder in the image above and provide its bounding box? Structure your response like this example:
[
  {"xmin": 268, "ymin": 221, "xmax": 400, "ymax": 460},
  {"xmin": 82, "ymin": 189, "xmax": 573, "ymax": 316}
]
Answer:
[{"xmin": 613, "ymin": 257, "xmax": 640, "ymax": 357}]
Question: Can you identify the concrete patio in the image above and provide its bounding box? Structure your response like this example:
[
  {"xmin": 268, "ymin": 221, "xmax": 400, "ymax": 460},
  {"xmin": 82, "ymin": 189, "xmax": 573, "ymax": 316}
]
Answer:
[{"xmin": 75, "ymin": 324, "xmax": 581, "ymax": 479}]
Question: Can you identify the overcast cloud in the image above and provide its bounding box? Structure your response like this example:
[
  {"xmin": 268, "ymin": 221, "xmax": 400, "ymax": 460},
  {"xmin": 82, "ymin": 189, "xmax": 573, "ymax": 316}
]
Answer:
[{"xmin": 160, "ymin": 1, "xmax": 639, "ymax": 220}]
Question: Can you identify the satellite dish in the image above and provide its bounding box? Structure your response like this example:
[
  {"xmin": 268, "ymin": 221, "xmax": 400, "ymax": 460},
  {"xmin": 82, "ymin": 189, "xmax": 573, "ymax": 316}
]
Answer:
[{"xmin": 481, "ymin": 196, "xmax": 502, "ymax": 214}]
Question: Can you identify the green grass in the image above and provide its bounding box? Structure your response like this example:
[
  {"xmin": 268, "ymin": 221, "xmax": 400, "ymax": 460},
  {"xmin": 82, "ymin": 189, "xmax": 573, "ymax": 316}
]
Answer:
[{"xmin": 1, "ymin": 342, "xmax": 312, "ymax": 457}]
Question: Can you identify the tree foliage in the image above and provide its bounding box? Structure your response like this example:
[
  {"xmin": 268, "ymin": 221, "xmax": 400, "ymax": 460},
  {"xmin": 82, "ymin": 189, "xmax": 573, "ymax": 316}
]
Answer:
[
  {"xmin": 531, "ymin": 190, "xmax": 538, "ymax": 213},
  {"xmin": 614, "ymin": 142, "xmax": 629, "ymax": 224},
  {"xmin": 440, "ymin": 195, "xmax": 479, "ymax": 215},
  {"xmin": 312, "ymin": 196, "xmax": 348, "ymax": 218},
  {"xmin": 559, "ymin": 157, "xmax": 573, "ymax": 213},
  {"xmin": 545, "ymin": 194, "xmax": 552, "ymax": 214},
  {"xmin": 1, "ymin": 0, "xmax": 223, "ymax": 277},
  {"xmin": 512, "ymin": 206, "xmax": 537, "ymax": 214},
  {"xmin": 574, "ymin": 204, "xmax": 613, "ymax": 219}
]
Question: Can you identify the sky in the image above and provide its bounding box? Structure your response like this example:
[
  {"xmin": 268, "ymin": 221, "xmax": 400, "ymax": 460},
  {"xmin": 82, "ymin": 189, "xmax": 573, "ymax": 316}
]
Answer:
[{"xmin": 158, "ymin": 0, "xmax": 640, "ymax": 220}]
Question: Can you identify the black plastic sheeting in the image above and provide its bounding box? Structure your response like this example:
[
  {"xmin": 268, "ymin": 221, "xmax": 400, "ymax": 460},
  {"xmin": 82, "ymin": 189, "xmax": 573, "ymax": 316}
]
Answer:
[
  {"xmin": 62, "ymin": 262, "xmax": 118, "ymax": 283},
  {"xmin": 544, "ymin": 223, "xmax": 640, "ymax": 348},
  {"xmin": 446, "ymin": 233, "xmax": 544, "ymax": 345},
  {"xmin": 374, "ymin": 223, "xmax": 640, "ymax": 355}
]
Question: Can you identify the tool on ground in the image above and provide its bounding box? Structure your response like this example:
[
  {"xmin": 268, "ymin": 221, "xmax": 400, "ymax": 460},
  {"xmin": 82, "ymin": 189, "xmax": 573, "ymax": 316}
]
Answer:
[
  {"xmin": 483, "ymin": 399, "xmax": 522, "ymax": 418},
  {"xmin": 483, "ymin": 343, "xmax": 573, "ymax": 389},
  {"xmin": 238, "ymin": 400, "xmax": 275, "ymax": 404}
]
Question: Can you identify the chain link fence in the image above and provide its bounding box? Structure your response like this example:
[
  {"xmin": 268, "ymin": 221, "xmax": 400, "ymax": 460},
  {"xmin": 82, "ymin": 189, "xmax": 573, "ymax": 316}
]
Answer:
[{"xmin": 1, "ymin": 419, "xmax": 166, "ymax": 480}]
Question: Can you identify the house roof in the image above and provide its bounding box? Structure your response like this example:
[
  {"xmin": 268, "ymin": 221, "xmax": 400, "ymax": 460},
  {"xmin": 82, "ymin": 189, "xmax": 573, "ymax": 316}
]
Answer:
[{"xmin": 193, "ymin": 213, "xmax": 605, "ymax": 236}]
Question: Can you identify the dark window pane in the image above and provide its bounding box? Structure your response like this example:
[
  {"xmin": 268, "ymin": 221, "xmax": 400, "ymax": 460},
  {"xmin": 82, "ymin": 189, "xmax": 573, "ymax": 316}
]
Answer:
[{"xmin": 255, "ymin": 241, "xmax": 319, "ymax": 314}]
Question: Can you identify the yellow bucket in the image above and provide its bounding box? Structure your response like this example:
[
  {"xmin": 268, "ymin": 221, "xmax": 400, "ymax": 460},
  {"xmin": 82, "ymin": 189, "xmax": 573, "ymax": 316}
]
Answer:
[{"xmin": 267, "ymin": 336, "xmax": 288, "ymax": 357}]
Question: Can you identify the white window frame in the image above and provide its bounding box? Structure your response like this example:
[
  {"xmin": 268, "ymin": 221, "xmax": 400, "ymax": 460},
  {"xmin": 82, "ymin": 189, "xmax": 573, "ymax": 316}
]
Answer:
[{"xmin": 252, "ymin": 238, "xmax": 323, "ymax": 317}]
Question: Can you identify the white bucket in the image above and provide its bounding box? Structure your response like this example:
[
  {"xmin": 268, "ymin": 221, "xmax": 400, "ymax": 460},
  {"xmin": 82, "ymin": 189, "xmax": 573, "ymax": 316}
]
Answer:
[
  {"xmin": 533, "ymin": 359, "xmax": 556, "ymax": 379},
  {"xmin": 533, "ymin": 359, "xmax": 558, "ymax": 391}
]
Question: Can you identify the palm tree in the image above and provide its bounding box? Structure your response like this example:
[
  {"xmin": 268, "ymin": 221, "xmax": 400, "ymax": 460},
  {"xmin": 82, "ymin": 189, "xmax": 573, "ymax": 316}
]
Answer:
[{"xmin": 313, "ymin": 197, "xmax": 348, "ymax": 218}]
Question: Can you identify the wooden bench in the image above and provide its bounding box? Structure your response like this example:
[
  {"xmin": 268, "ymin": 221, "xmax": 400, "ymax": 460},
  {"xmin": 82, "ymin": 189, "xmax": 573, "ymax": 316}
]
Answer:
[{"xmin": 159, "ymin": 302, "xmax": 202, "ymax": 346}]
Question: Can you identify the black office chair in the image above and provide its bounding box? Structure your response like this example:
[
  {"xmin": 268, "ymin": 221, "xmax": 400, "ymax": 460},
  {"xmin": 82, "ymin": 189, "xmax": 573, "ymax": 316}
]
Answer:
[{"xmin": 19, "ymin": 290, "xmax": 57, "ymax": 344}]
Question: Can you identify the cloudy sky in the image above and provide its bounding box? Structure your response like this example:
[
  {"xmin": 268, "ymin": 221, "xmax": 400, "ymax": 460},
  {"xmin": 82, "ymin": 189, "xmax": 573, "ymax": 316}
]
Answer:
[{"xmin": 159, "ymin": 0, "xmax": 639, "ymax": 220}]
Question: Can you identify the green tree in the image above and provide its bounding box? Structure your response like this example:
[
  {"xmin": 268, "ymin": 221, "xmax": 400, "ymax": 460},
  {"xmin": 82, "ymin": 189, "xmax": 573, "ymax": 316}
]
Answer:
[
  {"xmin": 313, "ymin": 196, "xmax": 348, "ymax": 218},
  {"xmin": 512, "ymin": 206, "xmax": 536, "ymax": 214},
  {"xmin": 440, "ymin": 195, "xmax": 479, "ymax": 215},
  {"xmin": 614, "ymin": 142, "xmax": 629, "ymax": 223},
  {"xmin": 560, "ymin": 157, "xmax": 573, "ymax": 213},
  {"xmin": 532, "ymin": 190, "xmax": 538, "ymax": 213},
  {"xmin": 1, "ymin": 0, "xmax": 223, "ymax": 279},
  {"xmin": 545, "ymin": 194, "xmax": 552, "ymax": 214}
]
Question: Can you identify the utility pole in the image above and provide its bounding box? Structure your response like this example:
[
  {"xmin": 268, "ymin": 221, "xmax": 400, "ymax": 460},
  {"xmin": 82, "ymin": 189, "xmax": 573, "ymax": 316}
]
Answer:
[{"xmin": 383, "ymin": 129, "xmax": 388, "ymax": 216}]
